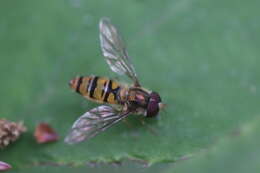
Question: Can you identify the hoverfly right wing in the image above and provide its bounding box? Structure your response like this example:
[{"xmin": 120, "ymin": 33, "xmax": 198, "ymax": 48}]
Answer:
[
  {"xmin": 99, "ymin": 18, "xmax": 140, "ymax": 86},
  {"xmin": 64, "ymin": 105, "xmax": 130, "ymax": 144}
]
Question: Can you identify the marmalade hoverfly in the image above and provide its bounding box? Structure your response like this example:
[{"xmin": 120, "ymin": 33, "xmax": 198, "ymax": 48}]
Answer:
[{"xmin": 65, "ymin": 18, "xmax": 165, "ymax": 144}]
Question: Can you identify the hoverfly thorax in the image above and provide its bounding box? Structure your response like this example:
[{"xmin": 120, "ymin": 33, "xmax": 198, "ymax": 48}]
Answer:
[{"xmin": 127, "ymin": 88, "xmax": 149, "ymax": 106}]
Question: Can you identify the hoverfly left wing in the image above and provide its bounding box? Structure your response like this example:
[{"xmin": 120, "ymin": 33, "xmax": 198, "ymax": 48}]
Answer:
[
  {"xmin": 99, "ymin": 18, "xmax": 140, "ymax": 86},
  {"xmin": 65, "ymin": 105, "xmax": 130, "ymax": 144}
]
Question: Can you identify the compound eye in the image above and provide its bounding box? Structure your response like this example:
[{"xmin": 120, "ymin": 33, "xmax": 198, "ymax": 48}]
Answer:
[
  {"xmin": 150, "ymin": 92, "xmax": 161, "ymax": 102},
  {"xmin": 146, "ymin": 92, "xmax": 161, "ymax": 117},
  {"xmin": 146, "ymin": 101, "xmax": 159, "ymax": 117}
]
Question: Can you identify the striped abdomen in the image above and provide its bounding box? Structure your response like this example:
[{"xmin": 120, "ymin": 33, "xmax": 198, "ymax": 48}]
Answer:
[{"xmin": 69, "ymin": 76, "xmax": 122, "ymax": 104}]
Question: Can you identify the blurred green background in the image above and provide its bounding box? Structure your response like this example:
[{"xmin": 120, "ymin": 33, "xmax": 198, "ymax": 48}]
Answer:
[{"xmin": 0, "ymin": 0, "xmax": 259, "ymax": 172}]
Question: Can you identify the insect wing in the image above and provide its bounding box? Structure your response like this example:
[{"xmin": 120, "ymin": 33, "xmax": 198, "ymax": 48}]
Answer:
[
  {"xmin": 65, "ymin": 105, "xmax": 129, "ymax": 144},
  {"xmin": 99, "ymin": 18, "xmax": 140, "ymax": 86}
]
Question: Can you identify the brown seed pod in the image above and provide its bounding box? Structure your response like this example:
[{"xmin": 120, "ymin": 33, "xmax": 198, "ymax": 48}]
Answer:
[
  {"xmin": 34, "ymin": 123, "xmax": 59, "ymax": 144},
  {"xmin": 0, "ymin": 119, "xmax": 26, "ymax": 149}
]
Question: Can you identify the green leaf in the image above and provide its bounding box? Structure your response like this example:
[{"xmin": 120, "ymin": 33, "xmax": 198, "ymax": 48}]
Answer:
[
  {"xmin": 0, "ymin": 0, "xmax": 259, "ymax": 170},
  {"xmin": 164, "ymin": 117, "xmax": 260, "ymax": 173},
  {"xmin": 8, "ymin": 161, "xmax": 170, "ymax": 173}
]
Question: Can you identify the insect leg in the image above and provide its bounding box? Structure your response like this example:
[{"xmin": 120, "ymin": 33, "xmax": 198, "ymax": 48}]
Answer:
[{"xmin": 139, "ymin": 118, "xmax": 158, "ymax": 136}]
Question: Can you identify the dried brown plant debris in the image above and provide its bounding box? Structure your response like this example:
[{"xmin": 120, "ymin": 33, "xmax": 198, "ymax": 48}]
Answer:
[
  {"xmin": 34, "ymin": 123, "xmax": 59, "ymax": 144},
  {"xmin": 0, "ymin": 119, "xmax": 26, "ymax": 149}
]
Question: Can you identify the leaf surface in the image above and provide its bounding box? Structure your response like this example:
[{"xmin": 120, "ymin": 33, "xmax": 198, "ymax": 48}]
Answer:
[{"xmin": 0, "ymin": 0, "xmax": 259, "ymax": 169}]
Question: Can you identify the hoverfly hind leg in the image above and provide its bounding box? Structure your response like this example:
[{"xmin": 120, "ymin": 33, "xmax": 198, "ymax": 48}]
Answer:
[{"xmin": 139, "ymin": 118, "xmax": 158, "ymax": 136}]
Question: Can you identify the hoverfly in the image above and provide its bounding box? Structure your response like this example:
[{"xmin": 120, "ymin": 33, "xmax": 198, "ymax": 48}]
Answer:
[{"xmin": 65, "ymin": 18, "xmax": 165, "ymax": 144}]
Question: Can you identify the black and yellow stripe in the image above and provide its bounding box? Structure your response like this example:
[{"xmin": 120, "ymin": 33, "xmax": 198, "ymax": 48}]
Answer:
[
  {"xmin": 70, "ymin": 75, "xmax": 122, "ymax": 104},
  {"xmin": 103, "ymin": 79, "xmax": 120, "ymax": 103},
  {"xmin": 76, "ymin": 76, "xmax": 83, "ymax": 93},
  {"xmin": 89, "ymin": 76, "xmax": 99, "ymax": 98}
]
